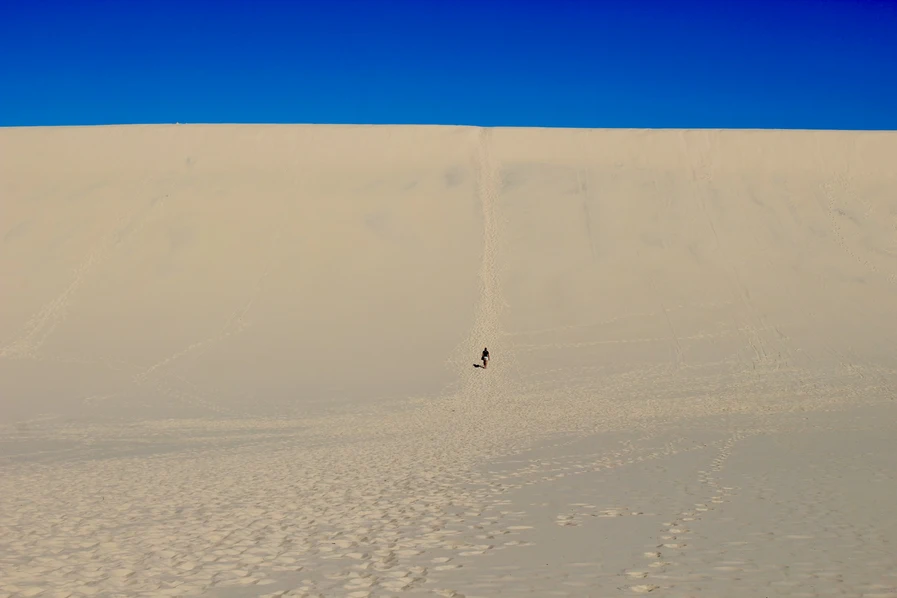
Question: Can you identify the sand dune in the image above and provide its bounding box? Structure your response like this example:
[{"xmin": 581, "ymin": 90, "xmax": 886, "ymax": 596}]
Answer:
[{"xmin": 1, "ymin": 125, "xmax": 896, "ymax": 597}]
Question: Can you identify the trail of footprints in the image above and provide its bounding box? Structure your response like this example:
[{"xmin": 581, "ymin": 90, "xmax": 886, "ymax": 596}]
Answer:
[
  {"xmin": 621, "ymin": 431, "xmax": 751, "ymax": 594},
  {"xmin": 556, "ymin": 506, "xmax": 655, "ymax": 528},
  {"xmin": 0, "ymin": 409, "xmax": 574, "ymax": 598},
  {"xmin": 1, "ymin": 187, "xmax": 168, "ymax": 361},
  {"xmin": 823, "ymin": 177, "xmax": 897, "ymax": 288},
  {"xmin": 489, "ymin": 435, "xmax": 707, "ymax": 494},
  {"xmin": 5, "ymin": 411, "xmax": 892, "ymax": 598},
  {"xmin": 0, "ymin": 421, "xmax": 707, "ymax": 598}
]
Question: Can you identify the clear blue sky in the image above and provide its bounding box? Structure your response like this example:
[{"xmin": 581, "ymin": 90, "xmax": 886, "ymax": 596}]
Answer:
[{"xmin": 2, "ymin": 0, "xmax": 896, "ymax": 129}]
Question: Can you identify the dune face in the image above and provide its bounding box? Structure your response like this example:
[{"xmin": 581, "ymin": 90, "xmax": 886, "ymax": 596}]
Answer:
[
  {"xmin": 2, "ymin": 125, "xmax": 487, "ymax": 421},
  {"xmin": 3, "ymin": 126, "xmax": 894, "ymax": 422},
  {"xmin": 2, "ymin": 125, "xmax": 896, "ymax": 597}
]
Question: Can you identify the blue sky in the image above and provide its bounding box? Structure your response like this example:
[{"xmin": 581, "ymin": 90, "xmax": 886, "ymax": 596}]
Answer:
[{"xmin": 2, "ymin": 0, "xmax": 896, "ymax": 129}]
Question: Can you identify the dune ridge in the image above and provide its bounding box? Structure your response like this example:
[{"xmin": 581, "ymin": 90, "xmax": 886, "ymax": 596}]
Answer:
[{"xmin": 1, "ymin": 124, "xmax": 896, "ymax": 597}]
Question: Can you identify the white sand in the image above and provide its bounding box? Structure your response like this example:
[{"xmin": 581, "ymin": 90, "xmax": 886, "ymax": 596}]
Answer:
[{"xmin": 1, "ymin": 125, "xmax": 896, "ymax": 597}]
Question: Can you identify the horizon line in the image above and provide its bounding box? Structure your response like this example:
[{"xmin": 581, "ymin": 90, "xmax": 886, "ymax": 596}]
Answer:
[{"xmin": 3, "ymin": 122, "xmax": 897, "ymax": 133}]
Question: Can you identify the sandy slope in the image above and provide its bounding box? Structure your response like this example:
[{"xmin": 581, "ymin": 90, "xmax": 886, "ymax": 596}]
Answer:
[{"xmin": 1, "ymin": 125, "xmax": 896, "ymax": 597}]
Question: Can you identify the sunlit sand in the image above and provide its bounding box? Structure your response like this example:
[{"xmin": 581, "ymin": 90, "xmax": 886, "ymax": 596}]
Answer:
[{"xmin": 2, "ymin": 124, "xmax": 895, "ymax": 597}]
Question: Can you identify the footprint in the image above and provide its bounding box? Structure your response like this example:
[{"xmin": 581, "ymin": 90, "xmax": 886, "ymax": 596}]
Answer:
[{"xmin": 629, "ymin": 584, "xmax": 661, "ymax": 593}]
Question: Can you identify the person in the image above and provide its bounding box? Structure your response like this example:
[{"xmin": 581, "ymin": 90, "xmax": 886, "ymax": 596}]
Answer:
[{"xmin": 481, "ymin": 347, "xmax": 489, "ymax": 369}]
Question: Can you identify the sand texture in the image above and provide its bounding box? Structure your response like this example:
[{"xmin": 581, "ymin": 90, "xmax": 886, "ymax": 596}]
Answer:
[{"xmin": 1, "ymin": 125, "xmax": 896, "ymax": 597}]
